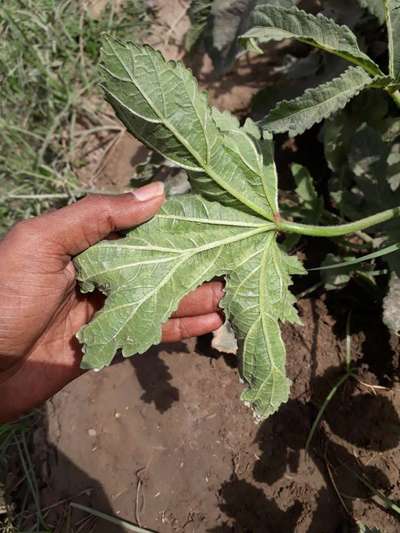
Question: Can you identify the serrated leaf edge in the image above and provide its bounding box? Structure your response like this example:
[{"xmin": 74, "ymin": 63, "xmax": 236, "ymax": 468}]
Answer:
[
  {"xmin": 263, "ymin": 67, "xmax": 374, "ymax": 136},
  {"xmin": 101, "ymin": 37, "xmax": 276, "ymax": 220}
]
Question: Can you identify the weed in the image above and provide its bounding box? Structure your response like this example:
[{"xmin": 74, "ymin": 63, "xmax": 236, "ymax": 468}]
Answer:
[
  {"xmin": 0, "ymin": 0, "xmax": 150, "ymax": 234},
  {"xmin": 0, "ymin": 2, "xmax": 151, "ymax": 529}
]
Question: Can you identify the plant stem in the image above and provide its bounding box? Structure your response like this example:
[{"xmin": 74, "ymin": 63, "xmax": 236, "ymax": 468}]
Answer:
[
  {"xmin": 277, "ymin": 206, "xmax": 400, "ymax": 237},
  {"xmin": 387, "ymin": 88, "xmax": 400, "ymax": 109}
]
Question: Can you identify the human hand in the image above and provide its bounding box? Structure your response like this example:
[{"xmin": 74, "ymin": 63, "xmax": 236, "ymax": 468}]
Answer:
[{"xmin": 0, "ymin": 182, "xmax": 224, "ymax": 422}]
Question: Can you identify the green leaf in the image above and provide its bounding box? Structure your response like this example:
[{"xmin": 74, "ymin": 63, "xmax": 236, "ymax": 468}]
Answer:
[
  {"xmin": 186, "ymin": 0, "xmax": 292, "ymax": 73},
  {"xmin": 357, "ymin": 0, "xmax": 385, "ymax": 23},
  {"xmin": 75, "ymin": 196, "xmax": 304, "ymax": 419},
  {"xmin": 185, "ymin": 0, "xmax": 213, "ymax": 51},
  {"xmin": 281, "ymin": 164, "xmax": 323, "ymax": 250},
  {"xmin": 384, "ymin": 0, "xmax": 400, "ymax": 78},
  {"xmin": 322, "ymin": 90, "xmax": 389, "ymax": 174},
  {"xmin": 100, "ymin": 37, "xmax": 278, "ymax": 220},
  {"xmin": 74, "ymin": 37, "xmax": 310, "ymax": 420},
  {"xmin": 241, "ymin": 5, "xmax": 383, "ymax": 77},
  {"xmin": 223, "ymin": 231, "xmax": 305, "ymax": 417},
  {"xmin": 262, "ymin": 66, "xmax": 374, "ymax": 136},
  {"xmin": 311, "ymin": 243, "xmax": 400, "ymax": 271},
  {"xmin": 204, "ymin": 0, "xmax": 257, "ymax": 74},
  {"xmin": 319, "ymin": 253, "xmax": 356, "ymax": 290},
  {"xmin": 383, "ymin": 272, "xmax": 400, "ymax": 334},
  {"xmin": 292, "ymin": 163, "xmax": 323, "ymax": 221}
]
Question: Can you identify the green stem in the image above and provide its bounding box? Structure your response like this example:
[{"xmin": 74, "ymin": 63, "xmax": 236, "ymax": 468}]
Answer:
[
  {"xmin": 387, "ymin": 88, "xmax": 400, "ymax": 109},
  {"xmin": 277, "ymin": 206, "xmax": 400, "ymax": 237}
]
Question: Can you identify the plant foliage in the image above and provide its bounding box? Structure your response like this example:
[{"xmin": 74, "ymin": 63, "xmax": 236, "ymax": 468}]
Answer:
[
  {"xmin": 321, "ymin": 91, "xmax": 400, "ymax": 331},
  {"xmin": 357, "ymin": 0, "xmax": 385, "ymax": 23},
  {"xmin": 75, "ymin": 35, "xmax": 400, "ymax": 419},
  {"xmin": 185, "ymin": 0, "xmax": 292, "ymax": 73},
  {"xmin": 75, "ymin": 38, "xmax": 307, "ymax": 419},
  {"xmin": 185, "ymin": 0, "xmax": 256, "ymax": 73},
  {"xmin": 241, "ymin": 2, "xmax": 400, "ymax": 136},
  {"xmin": 262, "ymin": 66, "xmax": 373, "ymax": 136}
]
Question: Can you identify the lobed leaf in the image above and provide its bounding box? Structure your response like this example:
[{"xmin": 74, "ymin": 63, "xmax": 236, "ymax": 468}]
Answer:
[
  {"xmin": 75, "ymin": 196, "xmax": 304, "ymax": 418},
  {"xmin": 75, "ymin": 38, "xmax": 309, "ymax": 419},
  {"xmin": 75, "ymin": 196, "xmax": 270, "ymax": 368},
  {"xmin": 241, "ymin": 5, "xmax": 383, "ymax": 77},
  {"xmin": 100, "ymin": 37, "xmax": 278, "ymax": 220},
  {"xmin": 384, "ymin": 0, "xmax": 400, "ymax": 78},
  {"xmin": 262, "ymin": 67, "xmax": 374, "ymax": 136}
]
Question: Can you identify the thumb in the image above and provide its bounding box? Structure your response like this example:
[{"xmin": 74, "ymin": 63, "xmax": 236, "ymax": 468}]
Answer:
[{"xmin": 30, "ymin": 182, "xmax": 165, "ymax": 257}]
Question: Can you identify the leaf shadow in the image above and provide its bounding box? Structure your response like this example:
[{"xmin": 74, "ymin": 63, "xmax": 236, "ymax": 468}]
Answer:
[
  {"xmin": 324, "ymin": 282, "xmax": 398, "ymax": 385},
  {"xmin": 195, "ymin": 332, "xmax": 238, "ymax": 369},
  {"xmin": 312, "ymin": 365, "xmax": 400, "ymax": 450},
  {"xmin": 251, "ymin": 366, "xmax": 399, "ymax": 530},
  {"xmin": 212, "ymin": 357, "xmax": 400, "ymax": 531},
  {"xmin": 128, "ymin": 342, "xmax": 188, "ymax": 414},
  {"xmin": 207, "ymin": 474, "xmax": 303, "ymax": 533}
]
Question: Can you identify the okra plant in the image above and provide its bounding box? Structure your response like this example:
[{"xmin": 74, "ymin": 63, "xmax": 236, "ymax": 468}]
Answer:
[
  {"xmin": 241, "ymin": 1, "xmax": 400, "ymax": 136},
  {"xmin": 74, "ymin": 23, "xmax": 400, "ymax": 419},
  {"xmin": 240, "ymin": 1, "xmax": 400, "ymax": 332}
]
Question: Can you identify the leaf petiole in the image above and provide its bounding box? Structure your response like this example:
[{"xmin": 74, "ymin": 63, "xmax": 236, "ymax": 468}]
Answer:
[
  {"xmin": 276, "ymin": 206, "xmax": 400, "ymax": 237},
  {"xmin": 387, "ymin": 88, "xmax": 400, "ymax": 109}
]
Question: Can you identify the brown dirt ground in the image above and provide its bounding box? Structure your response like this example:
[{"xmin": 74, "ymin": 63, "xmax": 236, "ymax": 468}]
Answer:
[
  {"xmin": 38, "ymin": 297, "xmax": 400, "ymax": 532},
  {"xmin": 34, "ymin": 2, "xmax": 400, "ymax": 531}
]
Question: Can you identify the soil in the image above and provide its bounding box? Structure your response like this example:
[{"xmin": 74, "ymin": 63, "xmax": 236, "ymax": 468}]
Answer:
[
  {"xmin": 38, "ymin": 297, "xmax": 400, "ymax": 532},
  {"xmin": 34, "ymin": 2, "xmax": 400, "ymax": 532}
]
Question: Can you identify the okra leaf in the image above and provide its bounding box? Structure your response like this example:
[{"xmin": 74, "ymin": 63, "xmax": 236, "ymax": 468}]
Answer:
[
  {"xmin": 357, "ymin": 0, "xmax": 385, "ymax": 24},
  {"xmin": 241, "ymin": 5, "xmax": 383, "ymax": 77},
  {"xmin": 383, "ymin": 273, "xmax": 400, "ymax": 334},
  {"xmin": 292, "ymin": 164, "xmax": 323, "ymax": 221},
  {"xmin": 203, "ymin": 0, "xmax": 256, "ymax": 74},
  {"xmin": 100, "ymin": 37, "xmax": 278, "ymax": 220},
  {"xmin": 384, "ymin": 0, "xmax": 400, "ymax": 78},
  {"xmin": 186, "ymin": 0, "xmax": 291, "ymax": 73},
  {"xmin": 185, "ymin": 0, "xmax": 213, "ymax": 51},
  {"xmin": 74, "ymin": 196, "xmax": 304, "ymax": 418},
  {"xmin": 262, "ymin": 66, "xmax": 374, "ymax": 136},
  {"xmin": 223, "ymin": 231, "xmax": 305, "ymax": 417},
  {"xmin": 75, "ymin": 38, "xmax": 307, "ymax": 419}
]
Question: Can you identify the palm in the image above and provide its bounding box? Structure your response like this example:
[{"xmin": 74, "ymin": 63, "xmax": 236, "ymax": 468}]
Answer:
[{"xmin": 0, "ymin": 187, "xmax": 224, "ymax": 422}]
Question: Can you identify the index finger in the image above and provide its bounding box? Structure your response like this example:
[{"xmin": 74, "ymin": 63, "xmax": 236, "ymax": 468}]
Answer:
[{"xmin": 172, "ymin": 281, "xmax": 224, "ymax": 318}]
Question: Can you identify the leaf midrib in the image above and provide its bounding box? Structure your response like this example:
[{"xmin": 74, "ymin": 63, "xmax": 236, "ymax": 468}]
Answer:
[
  {"xmin": 107, "ymin": 39, "xmax": 272, "ymax": 220},
  {"xmin": 89, "ymin": 225, "xmax": 271, "ymax": 316},
  {"xmin": 222, "ymin": 138, "xmax": 277, "ymax": 216},
  {"xmin": 156, "ymin": 214, "xmax": 270, "ymax": 227},
  {"xmin": 268, "ymin": 68, "xmax": 371, "ymax": 127},
  {"xmin": 249, "ymin": 5, "xmax": 383, "ymax": 76},
  {"xmin": 259, "ymin": 236, "xmax": 279, "ymax": 375}
]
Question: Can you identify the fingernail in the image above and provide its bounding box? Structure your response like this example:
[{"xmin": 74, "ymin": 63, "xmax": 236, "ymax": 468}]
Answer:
[{"xmin": 132, "ymin": 181, "xmax": 164, "ymax": 202}]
